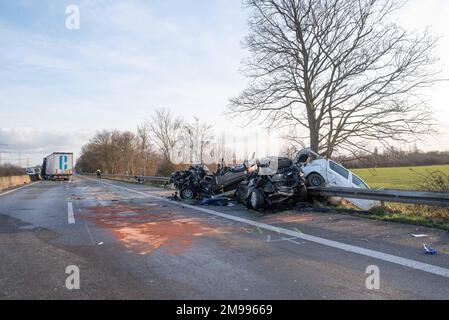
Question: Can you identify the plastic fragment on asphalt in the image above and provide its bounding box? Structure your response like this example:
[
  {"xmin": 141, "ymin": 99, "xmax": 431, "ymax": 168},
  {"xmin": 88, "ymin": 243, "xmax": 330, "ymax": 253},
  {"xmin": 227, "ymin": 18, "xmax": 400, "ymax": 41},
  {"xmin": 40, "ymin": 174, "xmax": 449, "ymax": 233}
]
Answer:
[
  {"xmin": 199, "ymin": 197, "xmax": 229, "ymax": 206},
  {"xmin": 97, "ymin": 242, "xmax": 104, "ymax": 245},
  {"xmin": 412, "ymin": 234, "xmax": 428, "ymax": 238},
  {"xmin": 423, "ymin": 243, "xmax": 438, "ymax": 255}
]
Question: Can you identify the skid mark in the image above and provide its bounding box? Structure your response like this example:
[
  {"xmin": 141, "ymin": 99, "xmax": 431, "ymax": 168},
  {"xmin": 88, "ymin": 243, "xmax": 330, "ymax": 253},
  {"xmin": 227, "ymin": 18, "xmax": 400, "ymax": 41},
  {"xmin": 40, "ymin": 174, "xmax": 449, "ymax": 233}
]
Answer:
[{"xmin": 82, "ymin": 203, "xmax": 228, "ymax": 255}]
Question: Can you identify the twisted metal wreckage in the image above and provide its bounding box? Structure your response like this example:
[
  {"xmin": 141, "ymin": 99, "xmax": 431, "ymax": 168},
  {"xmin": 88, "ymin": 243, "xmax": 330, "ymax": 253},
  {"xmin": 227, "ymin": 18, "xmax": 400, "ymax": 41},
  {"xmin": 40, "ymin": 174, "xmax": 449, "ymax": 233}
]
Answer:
[{"xmin": 169, "ymin": 149, "xmax": 380, "ymax": 210}]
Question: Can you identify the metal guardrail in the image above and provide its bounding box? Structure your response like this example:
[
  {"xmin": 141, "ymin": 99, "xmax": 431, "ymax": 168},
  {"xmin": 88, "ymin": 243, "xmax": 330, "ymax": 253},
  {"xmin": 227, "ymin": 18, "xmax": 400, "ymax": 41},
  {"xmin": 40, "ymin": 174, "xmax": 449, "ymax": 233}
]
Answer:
[
  {"xmin": 308, "ymin": 187, "xmax": 449, "ymax": 207},
  {"xmin": 111, "ymin": 174, "xmax": 170, "ymax": 183},
  {"xmin": 79, "ymin": 173, "xmax": 449, "ymax": 207},
  {"xmin": 80, "ymin": 173, "xmax": 170, "ymax": 183}
]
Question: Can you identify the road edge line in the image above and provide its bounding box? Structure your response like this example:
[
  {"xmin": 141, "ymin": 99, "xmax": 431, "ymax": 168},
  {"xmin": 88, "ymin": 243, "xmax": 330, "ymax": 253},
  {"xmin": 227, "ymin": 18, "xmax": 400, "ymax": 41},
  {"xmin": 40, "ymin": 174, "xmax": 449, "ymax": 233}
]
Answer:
[{"xmin": 0, "ymin": 181, "xmax": 39, "ymax": 197}]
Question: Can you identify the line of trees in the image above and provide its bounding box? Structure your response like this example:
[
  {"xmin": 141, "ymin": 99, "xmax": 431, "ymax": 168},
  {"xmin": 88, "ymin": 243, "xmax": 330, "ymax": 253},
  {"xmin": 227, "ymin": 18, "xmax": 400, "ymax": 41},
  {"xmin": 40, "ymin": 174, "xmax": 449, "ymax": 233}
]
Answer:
[
  {"xmin": 334, "ymin": 147, "xmax": 449, "ymax": 169},
  {"xmin": 75, "ymin": 108, "xmax": 217, "ymax": 176},
  {"xmin": 76, "ymin": 108, "xmax": 449, "ymax": 175},
  {"xmin": 0, "ymin": 164, "xmax": 24, "ymax": 177}
]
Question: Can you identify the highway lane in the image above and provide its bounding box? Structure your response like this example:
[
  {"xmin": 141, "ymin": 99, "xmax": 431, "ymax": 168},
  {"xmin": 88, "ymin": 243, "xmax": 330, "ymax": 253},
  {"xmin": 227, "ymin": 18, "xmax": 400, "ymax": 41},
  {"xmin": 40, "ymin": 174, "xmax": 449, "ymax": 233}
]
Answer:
[{"xmin": 0, "ymin": 176, "xmax": 448, "ymax": 299}]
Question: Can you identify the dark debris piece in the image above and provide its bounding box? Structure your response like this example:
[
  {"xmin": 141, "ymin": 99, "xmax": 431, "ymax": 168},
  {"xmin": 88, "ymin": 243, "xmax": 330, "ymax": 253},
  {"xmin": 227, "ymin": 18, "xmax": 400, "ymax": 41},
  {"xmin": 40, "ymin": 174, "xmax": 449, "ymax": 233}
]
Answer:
[{"xmin": 199, "ymin": 197, "xmax": 230, "ymax": 206}]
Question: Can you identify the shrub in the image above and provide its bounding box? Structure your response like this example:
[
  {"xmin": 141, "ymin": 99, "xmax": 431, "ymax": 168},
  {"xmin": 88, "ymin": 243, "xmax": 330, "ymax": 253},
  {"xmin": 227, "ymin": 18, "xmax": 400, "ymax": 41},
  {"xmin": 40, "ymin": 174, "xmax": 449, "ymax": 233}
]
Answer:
[
  {"xmin": 0, "ymin": 164, "xmax": 24, "ymax": 177},
  {"xmin": 156, "ymin": 160, "xmax": 176, "ymax": 177}
]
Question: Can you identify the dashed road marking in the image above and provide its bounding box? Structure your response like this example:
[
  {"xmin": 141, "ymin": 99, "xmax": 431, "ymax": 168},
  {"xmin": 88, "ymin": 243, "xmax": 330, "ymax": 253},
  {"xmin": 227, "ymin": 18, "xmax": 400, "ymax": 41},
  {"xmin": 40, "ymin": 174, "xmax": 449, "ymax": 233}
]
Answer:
[
  {"xmin": 81, "ymin": 175, "xmax": 449, "ymax": 279},
  {"xmin": 68, "ymin": 202, "xmax": 75, "ymax": 224}
]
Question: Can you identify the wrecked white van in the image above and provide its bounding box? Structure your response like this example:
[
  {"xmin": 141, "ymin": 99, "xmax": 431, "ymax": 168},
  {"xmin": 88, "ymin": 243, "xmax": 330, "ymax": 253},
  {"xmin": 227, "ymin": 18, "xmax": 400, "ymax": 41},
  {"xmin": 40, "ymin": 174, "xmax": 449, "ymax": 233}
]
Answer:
[{"xmin": 296, "ymin": 149, "xmax": 381, "ymax": 210}]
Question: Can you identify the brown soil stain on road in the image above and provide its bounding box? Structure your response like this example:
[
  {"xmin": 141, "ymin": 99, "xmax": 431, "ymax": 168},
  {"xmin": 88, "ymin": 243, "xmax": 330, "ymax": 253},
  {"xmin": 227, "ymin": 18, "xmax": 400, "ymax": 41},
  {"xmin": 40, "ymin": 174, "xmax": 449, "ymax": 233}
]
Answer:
[{"xmin": 82, "ymin": 203, "xmax": 228, "ymax": 255}]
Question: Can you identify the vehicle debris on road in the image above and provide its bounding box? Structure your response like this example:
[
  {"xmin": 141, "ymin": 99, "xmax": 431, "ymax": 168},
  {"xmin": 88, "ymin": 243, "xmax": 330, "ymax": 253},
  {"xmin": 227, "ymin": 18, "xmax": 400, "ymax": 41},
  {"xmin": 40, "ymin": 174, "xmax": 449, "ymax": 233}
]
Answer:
[
  {"xmin": 199, "ymin": 197, "xmax": 230, "ymax": 206},
  {"xmin": 423, "ymin": 243, "xmax": 438, "ymax": 255}
]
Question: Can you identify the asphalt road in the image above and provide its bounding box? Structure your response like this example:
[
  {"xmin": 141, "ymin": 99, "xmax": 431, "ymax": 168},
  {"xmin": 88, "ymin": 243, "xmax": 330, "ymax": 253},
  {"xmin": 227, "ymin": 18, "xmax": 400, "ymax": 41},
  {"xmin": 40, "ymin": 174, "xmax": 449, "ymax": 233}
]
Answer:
[{"xmin": 0, "ymin": 175, "xmax": 449, "ymax": 299}]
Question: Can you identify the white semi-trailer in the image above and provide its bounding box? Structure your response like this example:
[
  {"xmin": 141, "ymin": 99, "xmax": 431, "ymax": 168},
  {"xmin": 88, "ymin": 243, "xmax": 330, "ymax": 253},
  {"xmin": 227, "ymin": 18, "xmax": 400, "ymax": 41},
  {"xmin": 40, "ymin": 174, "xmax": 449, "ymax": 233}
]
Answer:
[{"xmin": 42, "ymin": 152, "xmax": 74, "ymax": 180}]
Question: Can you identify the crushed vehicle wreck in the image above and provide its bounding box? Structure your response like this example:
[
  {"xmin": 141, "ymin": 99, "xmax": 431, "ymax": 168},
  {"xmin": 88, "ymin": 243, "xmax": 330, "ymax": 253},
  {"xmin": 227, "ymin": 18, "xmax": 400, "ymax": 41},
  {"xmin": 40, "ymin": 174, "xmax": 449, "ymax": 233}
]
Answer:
[
  {"xmin": 236, "ymin": 156, "xmax": 308, "ymax": 210},
  {"xmin": 170, "ymin": 148, "xmax": 380, "ymax": 211},
  {"xmin": 170, "ymin": 163, "xmax": 248, "ymax": 200},
  {"xmin": 297, "ymin": 148, "xmax": 381, "ymax": 210}
]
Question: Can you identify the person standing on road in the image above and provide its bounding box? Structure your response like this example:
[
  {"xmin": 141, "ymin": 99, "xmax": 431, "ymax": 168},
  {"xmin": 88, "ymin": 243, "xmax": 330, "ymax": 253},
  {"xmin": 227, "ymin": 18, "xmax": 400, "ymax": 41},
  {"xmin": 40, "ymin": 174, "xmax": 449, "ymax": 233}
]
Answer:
[{"xmin": 96, "ymin": 169, "xmax": 102, "ymax": 179}]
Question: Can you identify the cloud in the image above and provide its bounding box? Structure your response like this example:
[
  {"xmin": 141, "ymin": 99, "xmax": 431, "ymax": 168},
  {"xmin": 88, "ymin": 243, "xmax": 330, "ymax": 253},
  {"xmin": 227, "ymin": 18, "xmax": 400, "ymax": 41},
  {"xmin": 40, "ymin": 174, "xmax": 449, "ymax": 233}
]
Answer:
[{"xmin": 0, "ymin": 128, "xmax": 91, "ymax": 166}]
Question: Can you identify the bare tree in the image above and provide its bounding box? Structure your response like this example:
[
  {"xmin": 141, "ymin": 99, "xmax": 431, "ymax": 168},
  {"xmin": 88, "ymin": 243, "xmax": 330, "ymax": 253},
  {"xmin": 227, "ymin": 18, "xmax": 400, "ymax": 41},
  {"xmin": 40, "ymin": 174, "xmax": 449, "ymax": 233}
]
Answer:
[
  {"xmin": 197, "ymin": 123, "xmax": 214, "ymax": 164},
  {"xmin": 137, "ymin": 122, "xmax": 153, "ymax": 175},
  {"xmin": 180, "ymin": 117, "xmax": 215, "ymax": 164},
  {"xmin": 148, "ymin": 108, "xmax": 183, "ymax": 162},
  {"xmin": 182, "ymin": 124, "xmax": 195, "ymax": 165},
  {"xmin": 230, "ymin": 0, "xmax": 441, "ymax": 156},
  {"xmin": 116, "ymin": 131, "xmax": 136, "ymax": 175},
  {"xmin": 91, "ymin": 130, "xmax": 117, "ymax": 174}
]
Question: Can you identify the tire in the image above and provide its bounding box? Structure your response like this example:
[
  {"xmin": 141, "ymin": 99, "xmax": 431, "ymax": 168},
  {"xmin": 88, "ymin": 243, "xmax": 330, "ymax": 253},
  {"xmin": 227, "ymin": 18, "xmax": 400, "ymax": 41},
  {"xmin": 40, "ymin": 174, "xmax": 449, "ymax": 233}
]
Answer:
[
  {"xmin": 236, "ymin": 185, "xmax": 246, "ymax": 204},
  {"xmin": 180, "ymin": 186, "xmax": 196, "ymax": 200},
  {"xmin": 307, "ymin": 173, "xmax": 325, "ymax": 187},
  {"xmin": 249, "ymin": 189, "xmax": 265, "ymax": 210}
]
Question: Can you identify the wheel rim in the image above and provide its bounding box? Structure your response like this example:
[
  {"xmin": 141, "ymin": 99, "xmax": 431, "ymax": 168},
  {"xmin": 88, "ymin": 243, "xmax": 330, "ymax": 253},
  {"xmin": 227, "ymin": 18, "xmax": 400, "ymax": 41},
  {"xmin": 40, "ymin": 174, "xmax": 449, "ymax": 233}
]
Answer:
[
  {"xmin": 250, "ymin": 191, "xmax": 258, "ymax": 207},
  {"xmin": 183, "ymin": 189, "xmax": 193, "ymax": 199},
  {"xmin": 311, "ymin": 177, "xmax": 322, "ymax": 186}
]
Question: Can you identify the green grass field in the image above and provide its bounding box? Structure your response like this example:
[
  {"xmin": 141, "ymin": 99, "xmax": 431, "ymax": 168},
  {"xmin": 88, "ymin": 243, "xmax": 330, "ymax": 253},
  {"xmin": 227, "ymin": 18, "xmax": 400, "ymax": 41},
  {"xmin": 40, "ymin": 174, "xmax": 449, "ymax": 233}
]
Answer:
[{"xmin": 352, "ymin": 164, "xmax": 449, "ymax": 190}]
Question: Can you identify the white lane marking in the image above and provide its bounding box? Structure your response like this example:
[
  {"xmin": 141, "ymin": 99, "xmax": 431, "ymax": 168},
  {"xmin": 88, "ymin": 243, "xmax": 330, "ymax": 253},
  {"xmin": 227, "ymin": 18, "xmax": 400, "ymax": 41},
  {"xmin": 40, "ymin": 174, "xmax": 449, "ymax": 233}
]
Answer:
[
  {"xmin": 68, "ymin": 202, "xmax": 75, "ymax": 224},
  {"xmin": 0, "ymin": 182, "xmax": 39, "ymax": 197},
  {"xmin": 75, "ymin": 199, "xmax": 96, "ymax": 245},
  {"xmin": 84, "ymin": 221, "xmax": 96, "ymax": 246},
  {"xmin": 81, "ymin": 176, "xmax": 449, "ymax": 279}
]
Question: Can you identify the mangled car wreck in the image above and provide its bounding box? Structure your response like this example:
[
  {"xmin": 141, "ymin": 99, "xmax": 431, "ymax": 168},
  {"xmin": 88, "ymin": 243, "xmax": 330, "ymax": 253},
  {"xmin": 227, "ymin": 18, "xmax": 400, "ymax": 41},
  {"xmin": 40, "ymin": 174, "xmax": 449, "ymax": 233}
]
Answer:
[
  {"xmin": 170, "ymin": 155, "xmax": 308, "ymax": 210},
  {"xmin": 236, "ymin": 156, "xmax": 308, "ymax": 210},
  {"xmin": 169, "ymin": 148, "xmax": 380, "ymax": 211},
  {"xmin": 170, "ymin": 163, "xmax": 248, "ymax": 200}
]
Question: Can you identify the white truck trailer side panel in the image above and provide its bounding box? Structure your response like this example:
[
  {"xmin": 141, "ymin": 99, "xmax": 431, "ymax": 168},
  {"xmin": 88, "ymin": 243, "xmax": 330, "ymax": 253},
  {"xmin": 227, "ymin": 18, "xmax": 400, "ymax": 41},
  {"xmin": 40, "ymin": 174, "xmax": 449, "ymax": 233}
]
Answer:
[{"xmin": 44, "ymin": 153, "xmax": 73, "ymax": 176}]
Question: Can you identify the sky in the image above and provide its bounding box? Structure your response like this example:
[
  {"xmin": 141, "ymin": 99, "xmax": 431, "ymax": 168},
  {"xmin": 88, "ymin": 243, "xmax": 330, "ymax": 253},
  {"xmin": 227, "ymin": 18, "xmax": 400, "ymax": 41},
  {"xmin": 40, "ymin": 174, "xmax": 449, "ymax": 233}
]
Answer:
[{"xmin": 0, "ymin": 0, "xmax": 448, "ymax": 166}]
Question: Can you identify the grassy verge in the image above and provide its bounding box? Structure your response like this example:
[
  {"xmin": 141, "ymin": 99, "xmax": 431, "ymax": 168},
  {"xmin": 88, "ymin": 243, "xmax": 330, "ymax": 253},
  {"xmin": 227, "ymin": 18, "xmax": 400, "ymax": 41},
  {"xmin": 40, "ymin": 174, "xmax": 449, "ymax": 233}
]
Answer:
[
  {"xmin": 352, "ymin": 164, "xmax": 449, "ymax": 189},
  {"xmin": 307, "ymin": 200, "xmax": 449, "ymax": 231},
  {"xmin": 336, "ymin": 202, "xmax": 449, "ymax": 231},
  {"xmin": 346, "ymin": 166, "xmax": 449, "ymax": 231}
]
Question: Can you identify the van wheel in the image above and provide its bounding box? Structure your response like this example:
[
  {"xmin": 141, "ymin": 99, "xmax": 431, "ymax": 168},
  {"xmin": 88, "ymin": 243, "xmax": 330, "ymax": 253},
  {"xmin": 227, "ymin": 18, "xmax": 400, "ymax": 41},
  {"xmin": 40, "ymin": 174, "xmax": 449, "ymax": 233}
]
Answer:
[
  {"xmin": 180, "ymin": 187, "xmax": 196, "ymax": 200},
  {"xmin": 307, "ymin": 173, "xmax": 325, "ymax": 187},
  {"xmin": 249, "ymin": 189, "xmax": 264, "ymax": 210}
]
